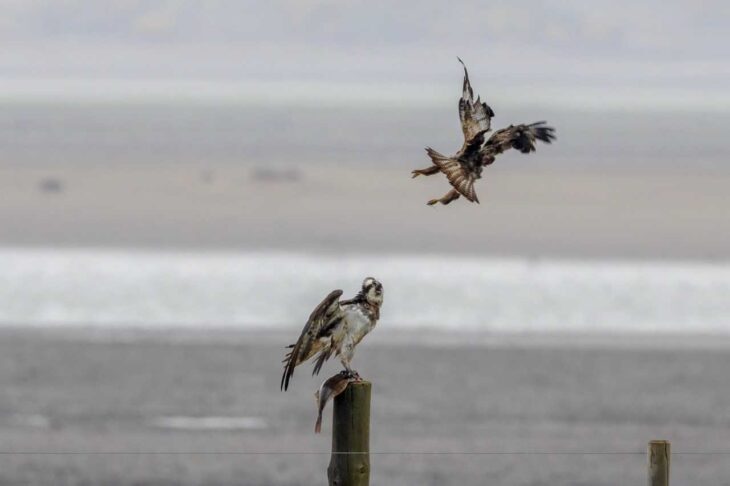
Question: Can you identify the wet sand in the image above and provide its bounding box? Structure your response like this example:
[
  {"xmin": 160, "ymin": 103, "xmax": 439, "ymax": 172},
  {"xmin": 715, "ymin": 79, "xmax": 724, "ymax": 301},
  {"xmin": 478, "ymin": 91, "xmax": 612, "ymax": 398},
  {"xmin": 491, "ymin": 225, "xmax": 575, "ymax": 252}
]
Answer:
[
  {"xmin": 2, "ymin": 328, "xmax": 730, "ymax": 485},
  {"xmin": 1, "ymin": 163, "xmax": 729, "ymax": 259}
]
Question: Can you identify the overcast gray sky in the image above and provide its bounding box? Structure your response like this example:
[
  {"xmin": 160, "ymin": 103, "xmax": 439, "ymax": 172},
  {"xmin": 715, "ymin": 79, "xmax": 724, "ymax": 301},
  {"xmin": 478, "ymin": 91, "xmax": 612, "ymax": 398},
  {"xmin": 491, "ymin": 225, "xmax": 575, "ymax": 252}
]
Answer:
[{"xmin": 0, "ymin": 0, "xmax": 728, "ymax": 109}]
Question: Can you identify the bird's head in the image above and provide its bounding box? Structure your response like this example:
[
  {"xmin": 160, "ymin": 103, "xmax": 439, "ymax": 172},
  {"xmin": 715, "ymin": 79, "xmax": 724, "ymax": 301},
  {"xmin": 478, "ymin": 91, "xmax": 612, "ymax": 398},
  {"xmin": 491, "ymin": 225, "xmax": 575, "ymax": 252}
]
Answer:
[{"xmin": 362, "ymin": 277, "xmax": 384, "ymax": 305}]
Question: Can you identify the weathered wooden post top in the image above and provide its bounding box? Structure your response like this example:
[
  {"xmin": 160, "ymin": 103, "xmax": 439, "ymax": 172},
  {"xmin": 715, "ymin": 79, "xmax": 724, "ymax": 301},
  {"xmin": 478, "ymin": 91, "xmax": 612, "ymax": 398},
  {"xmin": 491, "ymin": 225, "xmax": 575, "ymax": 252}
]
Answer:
[
  {"xmin": 327, "ymin": 381, "xmax": 371, "ymax": 486},
  {"xmin": 648, "ymin": 440, "xmax": 671, "ymax": 486}
]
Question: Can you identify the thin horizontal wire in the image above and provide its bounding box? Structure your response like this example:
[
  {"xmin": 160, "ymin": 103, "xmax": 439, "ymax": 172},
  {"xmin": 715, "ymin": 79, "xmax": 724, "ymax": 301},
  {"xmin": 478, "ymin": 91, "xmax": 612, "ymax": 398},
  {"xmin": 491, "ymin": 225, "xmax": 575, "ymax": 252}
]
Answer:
[{"xmin": 0, "ymin": 451, "xmax": 728, "ymax": 456}]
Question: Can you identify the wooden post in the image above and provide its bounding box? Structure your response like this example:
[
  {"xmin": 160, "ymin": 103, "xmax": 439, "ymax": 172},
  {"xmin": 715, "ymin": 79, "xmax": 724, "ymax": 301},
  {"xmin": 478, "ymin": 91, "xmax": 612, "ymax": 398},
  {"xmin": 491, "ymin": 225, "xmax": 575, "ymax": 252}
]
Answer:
[
  {"xmin": 648, "ymin": 440, "xmax": 670, "ymax": 486},
  {"xmin": 327, "ymin": 381, "xmax": 371, "ymax": 486}
]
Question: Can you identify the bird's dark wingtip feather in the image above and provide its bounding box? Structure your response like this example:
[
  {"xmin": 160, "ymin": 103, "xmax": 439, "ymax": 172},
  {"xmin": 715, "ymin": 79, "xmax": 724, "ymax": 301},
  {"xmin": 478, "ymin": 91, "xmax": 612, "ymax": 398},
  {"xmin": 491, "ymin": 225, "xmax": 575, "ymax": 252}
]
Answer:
[
  {"xmin": 281, "ymin": 352, "xmax": 295, "ymax": 391},
  {"xmin": 528, "ymin": 121, "xmax": 556, "ymax": 144},
  {"xmin": 457, "ymin": 57, "xmax": 470, "ymax": 94}
]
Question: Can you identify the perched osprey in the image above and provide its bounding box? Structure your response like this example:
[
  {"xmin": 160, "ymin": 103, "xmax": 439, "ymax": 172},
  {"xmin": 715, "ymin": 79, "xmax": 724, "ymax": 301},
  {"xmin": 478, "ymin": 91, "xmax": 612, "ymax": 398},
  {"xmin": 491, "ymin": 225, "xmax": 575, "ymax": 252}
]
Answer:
[
  {"xmin": 281, "ymin": 277, "xmax": 383, "ymax": 391},
  {"xmin": 412, "ymin": 58, "xmax": 556, "ymax": 205}
]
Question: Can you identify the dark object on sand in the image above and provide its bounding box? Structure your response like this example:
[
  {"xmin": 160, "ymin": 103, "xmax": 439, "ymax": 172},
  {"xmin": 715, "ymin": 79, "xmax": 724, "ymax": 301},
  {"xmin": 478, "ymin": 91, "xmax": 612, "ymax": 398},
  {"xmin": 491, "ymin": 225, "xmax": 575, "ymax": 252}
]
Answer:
[
  {"xmin": 199, "ymin": 169, "xmax": 215, "ymax": 183},
  {"xmin": 38, "ymin": 177, "xmax": 63, "ymax": 194},
  {"xmin": 250, "ymin": 167, "xmax": 301, "ymax": 183},
  {"xmin": 314, "ymin": 371, "xmax": 352, "ymax": 434},
  {"xmin": 412, "ymin": 58, "xmax": 556, "ymax": 205},
  {"xmin": 281, "ymin": 277, "xmax": 383, "ymax": 391}
]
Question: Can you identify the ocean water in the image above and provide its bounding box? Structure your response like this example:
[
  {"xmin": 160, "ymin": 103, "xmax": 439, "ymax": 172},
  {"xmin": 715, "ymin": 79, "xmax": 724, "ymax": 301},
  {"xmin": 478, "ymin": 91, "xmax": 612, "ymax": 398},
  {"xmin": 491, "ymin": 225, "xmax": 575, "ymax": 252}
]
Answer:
[{"xmin": 1, "ymin": 248, "xmax": 728, "ymax": 333}]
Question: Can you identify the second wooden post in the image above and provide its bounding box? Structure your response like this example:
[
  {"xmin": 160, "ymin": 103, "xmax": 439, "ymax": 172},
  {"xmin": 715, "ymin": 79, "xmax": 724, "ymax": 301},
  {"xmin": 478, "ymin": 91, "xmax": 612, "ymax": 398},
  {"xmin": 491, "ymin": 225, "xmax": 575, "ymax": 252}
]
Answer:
[
  {"xmin": 648, "ymin": 440, "xmax": 670, "ymax": 486},
  {"xmin": 327, "ymin": 381, "xmax": 371, "ymax": 486}
]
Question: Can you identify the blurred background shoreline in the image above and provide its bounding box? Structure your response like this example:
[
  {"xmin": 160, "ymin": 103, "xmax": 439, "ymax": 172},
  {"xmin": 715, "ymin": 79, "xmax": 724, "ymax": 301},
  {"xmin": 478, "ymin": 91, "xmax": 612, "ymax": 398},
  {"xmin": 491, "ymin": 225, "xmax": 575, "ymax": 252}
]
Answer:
[
  {"xmin": 2, "ymin": 103, "xmax": 729, "ymax": 260},
  {"xmin": 2, "ymin": 87, "xmax": 729, "ymax": 486},
  {"xmin": 2, "ymin": 2, "xmax": 729, "ymax": 483}
]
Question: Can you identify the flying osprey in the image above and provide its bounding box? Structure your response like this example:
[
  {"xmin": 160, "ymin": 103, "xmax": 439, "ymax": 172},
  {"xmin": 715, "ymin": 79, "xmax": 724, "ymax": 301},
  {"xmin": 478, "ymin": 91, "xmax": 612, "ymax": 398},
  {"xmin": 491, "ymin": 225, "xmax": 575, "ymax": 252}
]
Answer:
[
  {"xmin": 281, "ymin": 277, "xmax": 384, "ymax": 391},
  {"xmin": 412, "ymin": 58, "xmax": 556, "ymax": 205}
]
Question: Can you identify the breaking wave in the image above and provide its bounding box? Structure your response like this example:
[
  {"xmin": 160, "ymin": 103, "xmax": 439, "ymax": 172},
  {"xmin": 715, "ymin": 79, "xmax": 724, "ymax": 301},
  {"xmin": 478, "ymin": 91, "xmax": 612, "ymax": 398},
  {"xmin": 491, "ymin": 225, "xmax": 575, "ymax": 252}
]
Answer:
[{"xmin": 0, "ymin": 248, "xmax": 728, "ymax": 333}]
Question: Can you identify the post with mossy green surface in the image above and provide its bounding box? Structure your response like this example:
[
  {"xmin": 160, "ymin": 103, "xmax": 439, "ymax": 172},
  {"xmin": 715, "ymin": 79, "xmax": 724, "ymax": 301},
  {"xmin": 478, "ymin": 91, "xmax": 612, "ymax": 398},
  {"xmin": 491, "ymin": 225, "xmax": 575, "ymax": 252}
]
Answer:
[
  {"xmin": 648, "ymin": 440, "xmax": 670, "ymax": 486},
  {"xmin": 327, "ymin": 381, "xmax": 371, "ymax": 486}
]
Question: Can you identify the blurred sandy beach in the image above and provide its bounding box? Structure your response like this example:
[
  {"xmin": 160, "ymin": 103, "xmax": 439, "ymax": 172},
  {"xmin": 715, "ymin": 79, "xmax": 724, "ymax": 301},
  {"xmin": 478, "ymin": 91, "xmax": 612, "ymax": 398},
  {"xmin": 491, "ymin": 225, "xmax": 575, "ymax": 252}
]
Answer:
[
  {"xmin": 2, "ymin": 162, "xmax": 729, "ymax": 259},
  {"xmin": 1, "ymin": 103, "xmax": 728, "ymax": 259}
]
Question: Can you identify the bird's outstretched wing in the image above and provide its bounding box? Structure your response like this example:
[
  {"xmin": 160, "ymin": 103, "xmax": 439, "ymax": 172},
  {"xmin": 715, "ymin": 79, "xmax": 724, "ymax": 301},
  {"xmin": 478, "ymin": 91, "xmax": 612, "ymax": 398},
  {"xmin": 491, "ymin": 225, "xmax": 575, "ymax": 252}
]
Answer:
[
  {"xmin": 484, "ymin": 122, "xmax": 556, "ymax": 157},
  {"xmin": 426, "ymin": 147, "xmax": 479, "ymax": 203},
  {"xmin": 458, "ymin": 58, "xmax": 494, "ymax": 153},
  {"xmin": 281, "ymin": 289, "xmax": 344, "ymax": 391}
]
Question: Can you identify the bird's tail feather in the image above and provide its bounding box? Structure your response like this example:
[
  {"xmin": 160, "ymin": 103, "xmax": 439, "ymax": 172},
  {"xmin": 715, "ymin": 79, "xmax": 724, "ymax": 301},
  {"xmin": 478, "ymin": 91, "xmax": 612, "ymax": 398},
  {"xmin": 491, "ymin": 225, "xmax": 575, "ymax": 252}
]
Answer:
[{"xmin": 425, "ymin": 147, "xmax": 451, "ymax": 164}]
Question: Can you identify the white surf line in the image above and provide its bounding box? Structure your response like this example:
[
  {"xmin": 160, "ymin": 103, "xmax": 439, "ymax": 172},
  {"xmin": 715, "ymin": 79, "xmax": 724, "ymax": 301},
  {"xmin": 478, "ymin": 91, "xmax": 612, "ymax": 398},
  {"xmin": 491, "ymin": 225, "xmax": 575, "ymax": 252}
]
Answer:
[{"xmin": 149, "ymin": 416, "xmax": 268, "ymax": 431}]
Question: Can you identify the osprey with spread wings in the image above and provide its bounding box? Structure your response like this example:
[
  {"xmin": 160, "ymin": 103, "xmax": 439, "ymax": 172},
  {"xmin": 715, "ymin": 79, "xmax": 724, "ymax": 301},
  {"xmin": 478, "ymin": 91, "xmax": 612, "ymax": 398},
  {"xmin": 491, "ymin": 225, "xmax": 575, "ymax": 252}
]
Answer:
[
  {"xmin": 281, "ymin": 277, "xmax": 383, "ymax": 391},
  {"xmin": 412, "ymin": 58, "xmax": 556, "ymax": 205}
]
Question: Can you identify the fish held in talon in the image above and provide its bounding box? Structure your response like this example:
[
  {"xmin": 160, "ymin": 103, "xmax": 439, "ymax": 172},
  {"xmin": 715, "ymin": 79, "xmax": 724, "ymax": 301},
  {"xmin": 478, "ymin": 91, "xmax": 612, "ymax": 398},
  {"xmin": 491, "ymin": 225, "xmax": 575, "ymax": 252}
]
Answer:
[
  {"xmin": 413, "ymin": 57, "xmax": 556, "ymax": 205},
  {"xmin": 281, "ymin": 277, "xmax": 383, "ymax": 391},
  {"xmin": 314, "ymin": 371, "xmax": 352, "ymax": 434}
]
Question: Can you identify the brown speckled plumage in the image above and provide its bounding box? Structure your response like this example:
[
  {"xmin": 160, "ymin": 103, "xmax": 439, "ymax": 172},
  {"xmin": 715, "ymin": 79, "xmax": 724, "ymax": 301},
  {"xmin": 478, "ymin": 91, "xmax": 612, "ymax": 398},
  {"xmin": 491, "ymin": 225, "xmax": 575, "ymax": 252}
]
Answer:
[
  {"xmin": 281, "ymin": 277, "xmax": 383, "ymax": 391},
  {"xmin": 413, "ymin": 58, "xmax": 556, "ymax": 205}
]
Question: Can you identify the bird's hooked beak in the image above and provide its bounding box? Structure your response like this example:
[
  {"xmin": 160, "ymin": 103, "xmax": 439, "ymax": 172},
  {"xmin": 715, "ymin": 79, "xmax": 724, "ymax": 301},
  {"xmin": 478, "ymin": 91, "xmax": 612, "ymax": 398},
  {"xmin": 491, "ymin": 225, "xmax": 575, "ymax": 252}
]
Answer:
[{"xmin": 362, "ymin": 277, "xmax": 383, "ymax": 302}]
